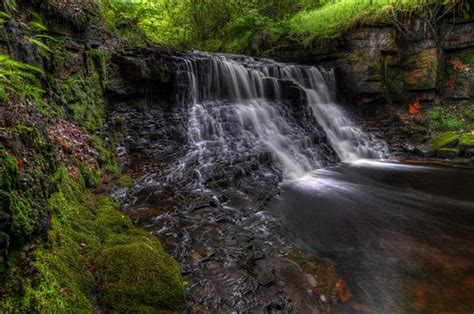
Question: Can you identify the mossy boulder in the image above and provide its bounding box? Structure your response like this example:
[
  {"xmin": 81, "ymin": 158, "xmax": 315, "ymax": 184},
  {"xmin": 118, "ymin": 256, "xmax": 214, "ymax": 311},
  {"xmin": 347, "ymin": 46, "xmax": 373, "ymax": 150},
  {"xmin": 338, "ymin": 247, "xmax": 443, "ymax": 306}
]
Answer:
[
  {"xmin": 427, "ymin": 132, "xmax": 459, "ymax": 150},
  {"xmin": 459, "ymin": 134, "xmax": 474, "ymax": 149},
  {"xmin": 2, "ymin": 167, "xmax": 185, "ymax": 313},
  {"xmin": 97, "ymin": 240, "xmax": 185, "ymax": 312}
]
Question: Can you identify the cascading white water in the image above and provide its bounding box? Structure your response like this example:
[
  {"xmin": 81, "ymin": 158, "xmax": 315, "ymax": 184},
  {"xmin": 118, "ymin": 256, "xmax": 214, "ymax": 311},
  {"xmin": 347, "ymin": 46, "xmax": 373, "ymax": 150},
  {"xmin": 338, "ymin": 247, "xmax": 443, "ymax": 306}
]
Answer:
[
  {"xmin": 277, "ymin": 65, "xmax": 389, "ymax": 162},
  {"xmin": 174, "ymin": 52, "xmax": 388, "ymax": 181}
]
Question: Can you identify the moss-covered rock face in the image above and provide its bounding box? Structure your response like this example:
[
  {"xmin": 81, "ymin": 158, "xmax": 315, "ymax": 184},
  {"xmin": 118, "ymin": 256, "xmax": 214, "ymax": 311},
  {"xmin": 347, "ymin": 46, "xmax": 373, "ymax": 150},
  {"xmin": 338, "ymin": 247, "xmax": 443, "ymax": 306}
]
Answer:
[
  {"xmin": 420, "ymin": 132, "xmax": 474, "ymax": 159},
  {"xmin": 98, "ymin": 241, "xmax": 185, "ymax": 312},
  {"xmin": 0, "ymin": 149, "xmax": 18, "ymax": 190},
  {"xmin": 427, "ymin": 132, "xmax": 460, "ymax": 150},
  {"xmin": 0, "ymin": 1, "xmax": 185, "ymax": 312},
  {"xmin": 7, "ymin": 168, "xmax": 185, "ymax": 313}
]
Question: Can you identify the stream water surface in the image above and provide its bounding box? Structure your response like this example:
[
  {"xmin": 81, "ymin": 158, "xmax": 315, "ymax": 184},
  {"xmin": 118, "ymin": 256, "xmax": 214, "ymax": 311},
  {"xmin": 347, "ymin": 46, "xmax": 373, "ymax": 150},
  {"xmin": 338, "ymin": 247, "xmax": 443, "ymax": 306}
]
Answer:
[
  {"xmin": 122, "ymin": 52, "xmax": 473, "ymax": 311},
  {"xmin": 270, "ymin": 161, "xmax": 474, "ymax": 313}
]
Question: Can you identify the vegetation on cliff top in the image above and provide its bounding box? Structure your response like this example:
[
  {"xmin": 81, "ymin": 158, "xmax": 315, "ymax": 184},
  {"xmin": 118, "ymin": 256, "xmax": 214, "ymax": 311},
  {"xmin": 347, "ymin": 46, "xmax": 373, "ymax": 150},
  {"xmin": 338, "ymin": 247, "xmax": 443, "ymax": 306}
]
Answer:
[{"xmin": 98, "ymin": 0, "xmax": 470, "ymax": 54}]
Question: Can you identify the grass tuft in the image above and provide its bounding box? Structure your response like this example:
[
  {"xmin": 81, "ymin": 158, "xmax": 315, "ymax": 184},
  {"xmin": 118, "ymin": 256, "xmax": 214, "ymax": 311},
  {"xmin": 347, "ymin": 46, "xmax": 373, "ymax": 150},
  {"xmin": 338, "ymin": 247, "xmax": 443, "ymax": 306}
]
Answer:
[{"xmin": 290, "ymin": 0, "xmax": 431, "ymax": 39}]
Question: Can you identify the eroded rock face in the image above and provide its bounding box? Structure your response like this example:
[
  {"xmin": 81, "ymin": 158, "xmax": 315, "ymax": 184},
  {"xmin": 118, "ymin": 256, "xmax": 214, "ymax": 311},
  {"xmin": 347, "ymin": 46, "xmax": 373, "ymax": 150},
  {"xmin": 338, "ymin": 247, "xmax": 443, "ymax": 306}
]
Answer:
[{"xmin": 271, "ymin": 16, "xmax": 474, "ymax": 109}]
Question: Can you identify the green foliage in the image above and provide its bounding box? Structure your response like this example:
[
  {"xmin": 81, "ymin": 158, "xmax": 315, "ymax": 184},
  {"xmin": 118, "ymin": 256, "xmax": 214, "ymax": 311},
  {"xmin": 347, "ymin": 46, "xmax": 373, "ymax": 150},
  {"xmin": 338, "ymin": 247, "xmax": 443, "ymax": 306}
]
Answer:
[
  {"xmin": 290, "ymin": 0, "xmax": 430, "ymax": 40},
  {"xmin": 427, "ymin": 132, "xmax": 459, "ymax": 149},
  {"xmin": 0, "ymin": 54, "xmax": 44, "ymax": 102},
  {"xmin": 95, "ymin": 0, "xmax": 460, "ymax": 54},
  {"xmin": 26, "ymin": 13, "xmax": 57, "ymax": 57},
  {"xmin": 427, "ymin": 105, "xmax": 474, "ymax": 132},
  {"xmin": 2, "ymin": 167, "xmax": 185, "ymax": 312},
  {"xmin": 96, "ymin": 0, "xmax": 319, "ymax": 51},
  {"xmin": 2, "ymin": 0, "xmax": 17, "ymax": 14},
  {"xmin": 0, "ymin": 149, "xmax": 18, "ymax": 190},
  {"xmin": 56, "ymin": 73, "xmax": 104, "ymax": 133},
  {"xmin": 35, "ymin": 169, "xmax": 184, "ymax": 312},
  {"xmin": 97, "ymin": 239, "xmax": 185, "ymax": 311},
  {"xmin": 0, "ymin": 11, "xmax": 11, "ymax": 25}
]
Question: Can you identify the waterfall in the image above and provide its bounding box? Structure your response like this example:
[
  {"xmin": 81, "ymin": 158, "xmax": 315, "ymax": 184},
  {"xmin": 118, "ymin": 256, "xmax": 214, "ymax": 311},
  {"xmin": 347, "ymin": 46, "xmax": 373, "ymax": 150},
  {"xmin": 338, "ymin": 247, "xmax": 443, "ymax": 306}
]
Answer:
[
  {"xmin": 173, "ymin": 52, "xmax": 388, "ymax": 181},
  {"xmin": 276, "ymin": 67, "xmax": 389, "ymax": 162}
]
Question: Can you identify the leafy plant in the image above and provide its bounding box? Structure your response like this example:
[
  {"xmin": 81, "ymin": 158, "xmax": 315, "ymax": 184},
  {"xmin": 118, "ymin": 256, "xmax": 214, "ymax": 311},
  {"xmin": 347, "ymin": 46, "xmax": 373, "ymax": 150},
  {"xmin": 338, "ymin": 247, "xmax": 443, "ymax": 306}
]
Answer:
[
  {"xmin": 427, "ymin": 106, "xmax": 474, "ymax": 132},
  {"xmin": 0, "ymin": 54, "xmax": 44, "ymax": 102},
  {"xmin": 26, "ymin": 13, "xmax": 56, "ymax": 56},
  {"xmin": 0, "ymin": 11, "xmax": 11, "ymax": 25},
  {"xmin": 2, "ymin": 0, "xmax": 17, "ymax": 14}
]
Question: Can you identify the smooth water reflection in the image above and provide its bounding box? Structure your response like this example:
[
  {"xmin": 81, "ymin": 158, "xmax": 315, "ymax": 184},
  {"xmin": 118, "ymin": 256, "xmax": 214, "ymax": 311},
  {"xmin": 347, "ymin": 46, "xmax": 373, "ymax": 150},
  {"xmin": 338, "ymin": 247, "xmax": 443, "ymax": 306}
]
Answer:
[{"xmin": 271, "ymin": 162, "xmax": 474, "ymax": 312}]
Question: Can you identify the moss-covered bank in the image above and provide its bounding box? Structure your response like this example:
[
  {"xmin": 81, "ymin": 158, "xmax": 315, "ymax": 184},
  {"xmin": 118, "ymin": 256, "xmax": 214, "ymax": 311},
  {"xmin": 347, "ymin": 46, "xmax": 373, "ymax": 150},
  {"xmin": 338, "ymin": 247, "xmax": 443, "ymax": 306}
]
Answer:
[{"xmin": 0, "ymin": 0, "xmax": 185, "ymax": 311}]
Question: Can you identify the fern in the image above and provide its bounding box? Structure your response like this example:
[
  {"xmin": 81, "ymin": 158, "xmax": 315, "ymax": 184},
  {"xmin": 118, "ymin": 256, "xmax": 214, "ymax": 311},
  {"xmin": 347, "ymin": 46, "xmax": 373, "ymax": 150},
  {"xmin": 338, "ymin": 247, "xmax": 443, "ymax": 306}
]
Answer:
[
  {"xmin": 0, "ymin": 54, "xmax": 45, "ymax": 102},
  {"xmin": 0, "ymin": 11, "xmax": 11, "ymax": 25},
  {"xmin": 3, "ymin": 0, "xmax": 17, "ymax": 14},
  {"xmin": 27, "ymin": 36, "xmax": 54, "ymax": 54},
  {"xmin": 26, "ymin": 12, "xmax": 56, "ymax": 56}
]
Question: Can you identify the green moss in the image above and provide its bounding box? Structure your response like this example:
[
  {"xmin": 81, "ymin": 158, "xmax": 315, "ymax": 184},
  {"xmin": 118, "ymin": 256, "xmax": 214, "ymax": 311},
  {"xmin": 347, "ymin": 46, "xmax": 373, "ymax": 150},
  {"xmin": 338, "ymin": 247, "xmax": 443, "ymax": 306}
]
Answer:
[
  {"xmin": 427, "ymin": 132, "xmax": 459, "ymax": 150},
  {"xmin": 463, "ymin": 51, "xmax": 474, "ymax": 68},
  {"xmin": 86, "ymin": 48, "xmax": 108, "ymax": 89},
  {"xmin": 97, "ymin": 240, "xmax": 184, "ymax": 312},
  {"xmin": 116, "ymin": 175, "xmax": 134, "ymax": 188},
  {"xmin": 0, "ymin": 149, "xmax": 18, "ymax": 190},
  {"xmin": 5, "ymin": 167, "xmax": 185, "ymax": 312},
  {"xmin": 459, "ymin": 134, "xmax": 474, "ymax": 149},
  {"xmin": 427, "ymin": 106, "xmax": 470, "ymax": 132},
  {"xmin": 465, "ymin": 148, "xmax": 474, "ymax": 157},
  {"xmin": 79, "ymin": 163, "xmax": 101, "ymax": 188},
  {"xmin": 9, "ymin": 191, "xmax": 38, "ymax": 242},
  {"xmin": 92, "ymin": 136, "xmax": 120, "ymax": 176},
  {"xmin": 54, "ymin": 73, "xmax": 104, "ymax": 133},
  {"xmin": 14, "ymin": 124, "xmax": 45, "ymax": 150}
]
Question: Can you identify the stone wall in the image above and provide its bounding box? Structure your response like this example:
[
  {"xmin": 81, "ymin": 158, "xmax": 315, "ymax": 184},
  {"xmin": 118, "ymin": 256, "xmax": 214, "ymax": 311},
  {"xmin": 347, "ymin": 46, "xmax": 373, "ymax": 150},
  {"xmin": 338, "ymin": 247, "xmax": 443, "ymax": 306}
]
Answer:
[{"xmin": 272, "ymin": 15, "xmax": 474, "ymax": 109}]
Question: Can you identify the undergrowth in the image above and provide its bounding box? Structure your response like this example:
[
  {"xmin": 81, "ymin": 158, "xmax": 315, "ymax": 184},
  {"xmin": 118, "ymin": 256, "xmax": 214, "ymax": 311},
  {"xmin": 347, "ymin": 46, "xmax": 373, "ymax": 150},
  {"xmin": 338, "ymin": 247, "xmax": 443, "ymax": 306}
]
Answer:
[
  {"xmin": 1, "ymin": 167, "xmax": 185, "ymax": 312},
  {"xmin": 290, "ymin": 0, "xmax": 433, "ymax": 40},
  {"xmin": 0, "ymin": 54, "xmax": 44, "ymax": 103},
  {"xmin": 427, "ymin": 104, "xmax": 474, "ymax": 132},
  {"xmin": 0, "ymin": 3, "xmax": 185, "ymax": 311}
]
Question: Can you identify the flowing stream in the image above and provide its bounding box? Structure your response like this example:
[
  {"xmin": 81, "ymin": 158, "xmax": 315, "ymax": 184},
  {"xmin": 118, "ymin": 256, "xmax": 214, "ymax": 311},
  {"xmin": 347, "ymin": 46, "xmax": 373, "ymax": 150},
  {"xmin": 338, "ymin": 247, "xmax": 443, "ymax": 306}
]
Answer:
[
  {"xmin": 124, "ymin": 52, "xmax": 473, "ymax": 311},
  {"xmin": 270, "ymin": 162, "xmax": 474, "ymax": 312}
]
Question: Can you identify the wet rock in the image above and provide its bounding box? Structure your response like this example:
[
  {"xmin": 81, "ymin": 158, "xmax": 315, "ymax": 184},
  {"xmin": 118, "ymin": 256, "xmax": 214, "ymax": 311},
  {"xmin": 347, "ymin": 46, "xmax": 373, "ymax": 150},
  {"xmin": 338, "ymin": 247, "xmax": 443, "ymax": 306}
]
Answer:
[
  {"xmin": 304, "ymin": 273, "xmax": 318, "ymax": 288},
  {"xmin": 84, "ymin": 25, "xmax": 101, "ymax": 48},
  {"xmin": 415, "ymin": 143, "xmax": 436, "ymax": 157},
  {"xmin": 437, "ymin": 148, "xmax": 460, "ymax": 159},
  {"xmin": 442, "ymin": 21, "xmax": 474, "ymax": 50}
]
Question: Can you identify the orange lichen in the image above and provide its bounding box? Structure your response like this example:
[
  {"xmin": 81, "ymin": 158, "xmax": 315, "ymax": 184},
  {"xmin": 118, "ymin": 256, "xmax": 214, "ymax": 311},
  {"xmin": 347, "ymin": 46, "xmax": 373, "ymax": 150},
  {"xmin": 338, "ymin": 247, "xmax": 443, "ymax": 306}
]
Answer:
[
  {"xmin": 408, "ymin": 98, "xmax": 421, "ymax": 116},
  {"xmin": 335, "ymin": 278, "xmax": 352, "ymax": 303}
]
